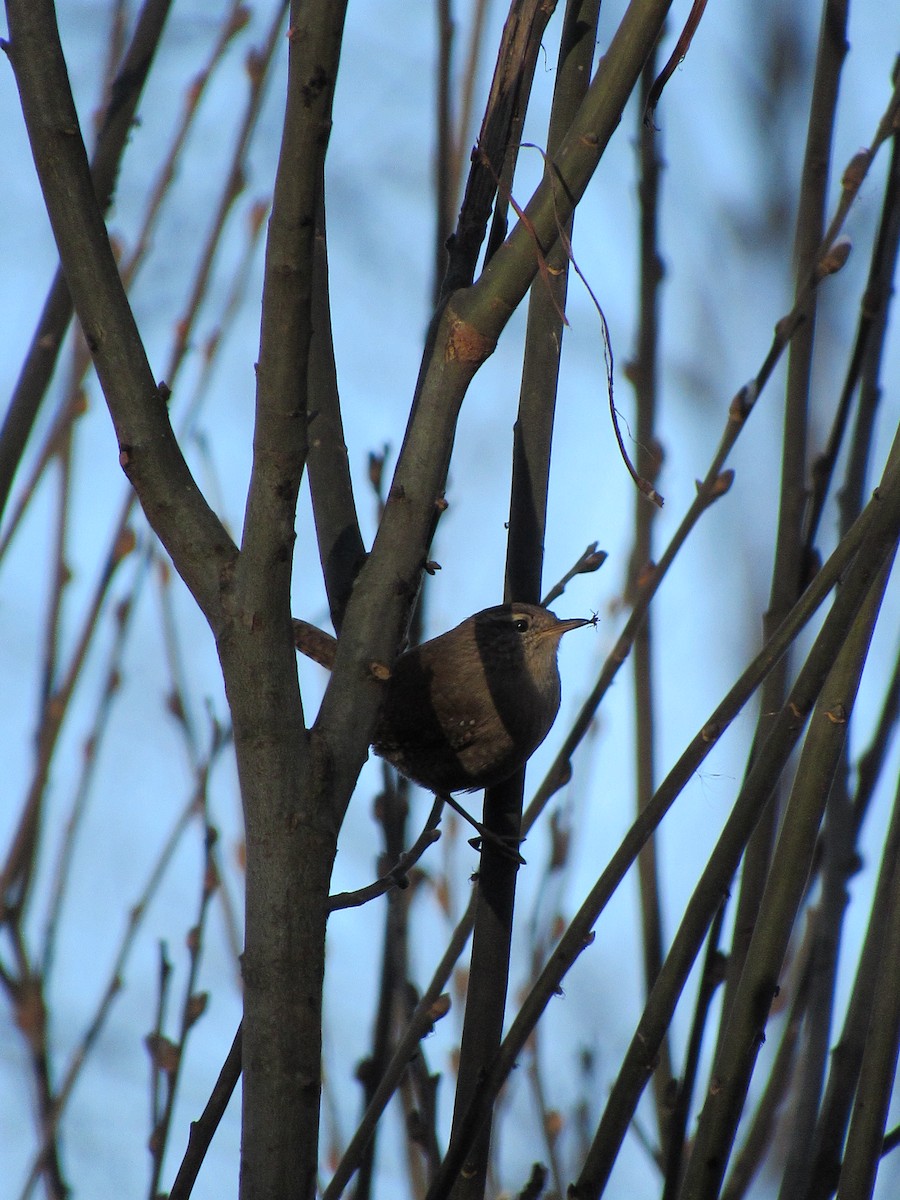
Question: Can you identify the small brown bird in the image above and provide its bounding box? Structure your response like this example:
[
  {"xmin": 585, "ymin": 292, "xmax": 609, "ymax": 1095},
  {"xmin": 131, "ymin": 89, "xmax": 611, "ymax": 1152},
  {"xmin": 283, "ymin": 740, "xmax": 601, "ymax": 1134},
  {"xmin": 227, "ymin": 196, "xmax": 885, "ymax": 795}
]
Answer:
[
  {"xmin": 294, "ymin": 603, "xmax": 591, "ymax": 794},
  {"xmin": 373, "ymin": 603, "xmax": 591, "ymax": 793}
]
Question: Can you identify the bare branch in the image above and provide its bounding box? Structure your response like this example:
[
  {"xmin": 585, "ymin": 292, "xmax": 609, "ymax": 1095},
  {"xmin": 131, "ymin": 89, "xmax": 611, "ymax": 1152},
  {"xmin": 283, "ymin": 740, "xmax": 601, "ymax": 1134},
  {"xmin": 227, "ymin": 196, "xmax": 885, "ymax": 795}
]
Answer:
[
  {"xmin": 4, "ymin": 0, "xmax": 236, "ymax": 624},
  {"xmin": 0, "ymin": 0, "xmax": 174, "ymax": 527}
]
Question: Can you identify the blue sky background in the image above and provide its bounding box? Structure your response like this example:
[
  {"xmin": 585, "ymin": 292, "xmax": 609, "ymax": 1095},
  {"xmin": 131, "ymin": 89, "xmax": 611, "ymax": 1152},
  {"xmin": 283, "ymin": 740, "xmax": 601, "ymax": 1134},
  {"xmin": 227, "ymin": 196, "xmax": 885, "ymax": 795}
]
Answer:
[{"xmin": 2, "ymin": 1, "xmax": 900, "ymax": 1196}]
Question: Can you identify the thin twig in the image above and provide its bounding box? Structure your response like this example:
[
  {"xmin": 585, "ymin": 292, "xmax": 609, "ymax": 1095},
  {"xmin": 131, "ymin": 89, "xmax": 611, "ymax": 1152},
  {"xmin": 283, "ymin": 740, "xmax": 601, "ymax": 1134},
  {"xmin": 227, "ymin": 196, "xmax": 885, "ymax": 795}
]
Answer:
[
  {"xmin": 148, "ymin": 818, "xmax": 218, "ymax": 1199},
  {"xmin": 16, "ymin": 765, "xmax": 223, "ymax": 1200},
  {"xmin": 168, "ymin": 1021, "xmax": 244, "ymax": 1200},
  {"xmin": 0, "ymin": 0, "xmax": 174, "ymax": 529},
  {"xmin": 328, "ymin": 797, "xmax": 444, "ymax": 912},
  {"xmin": 540, "ymin": 542, "xmax": 607, "ymax": 609},
  {"xmin": 323, "ymin": 996, "xmax": 453, "ymax": 1200},
  {"xmin": 628, "ymin": 46, "xmax": 672, "ymax": 1154}
]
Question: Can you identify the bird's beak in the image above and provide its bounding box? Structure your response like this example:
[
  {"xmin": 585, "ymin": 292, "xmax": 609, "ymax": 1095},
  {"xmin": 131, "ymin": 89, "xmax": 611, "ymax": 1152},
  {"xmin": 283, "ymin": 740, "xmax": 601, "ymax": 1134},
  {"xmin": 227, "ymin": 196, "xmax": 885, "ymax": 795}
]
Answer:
[{"xmin": 547, "ymin": 615, "xmax": 595, "ymax": 638}]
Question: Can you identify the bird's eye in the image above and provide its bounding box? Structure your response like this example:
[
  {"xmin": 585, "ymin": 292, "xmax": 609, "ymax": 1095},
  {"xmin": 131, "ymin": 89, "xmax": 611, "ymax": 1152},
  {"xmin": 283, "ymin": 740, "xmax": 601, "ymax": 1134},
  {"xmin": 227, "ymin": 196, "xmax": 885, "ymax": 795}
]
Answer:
[{"xmin": 513, "ymin": 617, "xmax": 530, "ymax": 633}]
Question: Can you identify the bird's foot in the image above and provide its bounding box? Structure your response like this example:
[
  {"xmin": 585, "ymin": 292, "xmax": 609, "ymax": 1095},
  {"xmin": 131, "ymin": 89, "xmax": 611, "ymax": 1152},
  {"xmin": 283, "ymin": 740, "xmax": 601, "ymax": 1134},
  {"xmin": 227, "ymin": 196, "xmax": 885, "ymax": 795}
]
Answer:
[{"xmin": 441, "ymin": 794, "xmax": 526, "ymax": 865}]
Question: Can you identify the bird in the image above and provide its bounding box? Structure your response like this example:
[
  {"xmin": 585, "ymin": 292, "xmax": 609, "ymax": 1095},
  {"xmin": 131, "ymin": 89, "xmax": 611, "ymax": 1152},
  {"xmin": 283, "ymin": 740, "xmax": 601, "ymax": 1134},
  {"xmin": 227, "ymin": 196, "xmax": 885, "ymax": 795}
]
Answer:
[{"xmin": 295, "ymin": 602, "xmax": 592, "ymax": 795}]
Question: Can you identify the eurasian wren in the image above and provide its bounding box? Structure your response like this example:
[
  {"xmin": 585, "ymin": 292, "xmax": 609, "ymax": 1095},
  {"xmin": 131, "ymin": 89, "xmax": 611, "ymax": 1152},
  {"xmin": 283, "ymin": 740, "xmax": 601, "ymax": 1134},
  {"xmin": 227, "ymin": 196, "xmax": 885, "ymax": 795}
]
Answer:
[{"xmin": 372, "ymin": 603, "xmax": 591, "ymax": 793}]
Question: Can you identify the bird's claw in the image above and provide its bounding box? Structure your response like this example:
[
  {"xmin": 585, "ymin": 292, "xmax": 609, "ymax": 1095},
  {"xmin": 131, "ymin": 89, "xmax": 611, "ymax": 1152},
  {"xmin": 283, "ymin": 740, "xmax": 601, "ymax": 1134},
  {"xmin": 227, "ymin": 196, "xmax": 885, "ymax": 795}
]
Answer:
[{"xmin": 441, "ymin": 794, "xmax": 526, "ymax": 864}]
